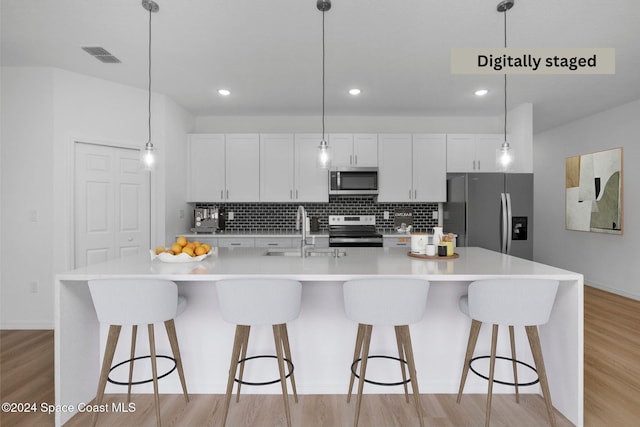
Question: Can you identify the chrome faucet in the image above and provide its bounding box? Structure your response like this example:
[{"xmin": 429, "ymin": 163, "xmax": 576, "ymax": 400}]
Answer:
[{"xmin": 296, "ymin": 205, "xmax": 311, "ymax": 256}]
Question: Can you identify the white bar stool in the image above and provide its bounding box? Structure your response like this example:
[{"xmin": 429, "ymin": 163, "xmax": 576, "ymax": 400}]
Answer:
[
  {"xmin": 88, "ymin": 279, "xmax": 189, "ymax": 427},
  {"xmin": 216, "ymin": 278, "xmax": 302, "ymax": 427},
  {"xmin": 343, "ymin": 278, "xmax": 430, "ymax": 427},
  {"xmin": 456, "ymin": 279, "xmax": 560, "ymax": 427}
]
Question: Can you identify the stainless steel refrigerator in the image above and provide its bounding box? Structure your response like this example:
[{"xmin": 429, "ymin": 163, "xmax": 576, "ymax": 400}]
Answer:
[{"xmin": 443, "ymin": 173, "xmax": 533, "ymax": 260}]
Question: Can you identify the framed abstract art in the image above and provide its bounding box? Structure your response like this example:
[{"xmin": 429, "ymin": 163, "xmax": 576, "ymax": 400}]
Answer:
[{"xmin": 565, "ymin": 147, "xmax": 623, "ymax": 234}]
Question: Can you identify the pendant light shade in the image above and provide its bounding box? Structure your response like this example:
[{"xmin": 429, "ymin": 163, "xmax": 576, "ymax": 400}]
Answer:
[
  {"xmin": 496, "ymin": 0, "xmax": 514, "ymax": 172},
  {"xmin": 140, "ymin": 0, "xmax": 158, "ymax": 171},
  {"xmin": 316, "ymin": 0, "xmax": 331, "ymax": 169}
]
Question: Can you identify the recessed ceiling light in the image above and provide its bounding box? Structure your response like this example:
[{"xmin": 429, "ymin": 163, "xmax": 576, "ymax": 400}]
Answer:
[
  {"xmin": 218, "ymin": 89, "xmax": 231, "ymax": 96},
  {"xmin": 474, "ymin": 89, "xmax": 489, "ymax": 96},
  {"xmin": 348, "ymin": 88, "xmax": 361, "ymax": 95}
]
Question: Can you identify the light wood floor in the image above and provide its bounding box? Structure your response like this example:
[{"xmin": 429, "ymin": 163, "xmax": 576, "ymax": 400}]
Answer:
[{"xmin": 1, "ymin": 285, "xmax": 639, "ymax": 426}]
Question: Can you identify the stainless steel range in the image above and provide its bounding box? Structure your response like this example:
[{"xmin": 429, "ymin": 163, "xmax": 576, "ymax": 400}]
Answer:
[{"xmin": 328, "ymin": 215, "xmax": 383, "ymax": 247}]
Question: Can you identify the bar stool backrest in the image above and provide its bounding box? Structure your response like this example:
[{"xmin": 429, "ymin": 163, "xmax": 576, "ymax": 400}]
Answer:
[
  {"xmin": 216, "ymin": 279, "xmax": 302, "ymax": 326},
  {"xmin": 343, "ymin": 279, "xmax": 430, "ymax": 326},
  {"xmin": 88, "ymin": 279, "xmax": 178, "ymax": 325},
  {"xmin": 468, "ymin": 279, "xmax": 560, "ymax": 327}
]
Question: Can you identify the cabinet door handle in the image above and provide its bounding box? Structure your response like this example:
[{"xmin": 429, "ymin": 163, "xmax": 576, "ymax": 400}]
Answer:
[
  {"xmin": 290, "ymin": 190, "xmax": 293, "ymax": 200},
  {"xmin": 267, "ymin": 243, "xmax": 278, "ymax": 246},
  {"xmin": 478, "ymin": 160, "xmax": 481, "ymax": 170},
  {"xmin": 350, "ymin": 155, "xmax": 353, "ymax": 165},
  {"xmin": 473, "ymin": 160, "xmax": 476, "ymax": 170},
  {"xmin": 296, "ymin": 190, "xmax": 299, "ymax": 199},
  {"xmin": 230, "ymin": 242, "xmax": 241, "ymax": 246},
  {"xmin": 220, "ymin": 190, "xmax": 224, "ymax": 200},
  {"xmin": 226, "ymin": 189, "xmax": 229, "ymax": 199},
  {"xmin": 414, "ymin": 190, "xmax": 417, "ymax": 199},
  {"xmin": 409, "ymin": 190, "xmax": 412, "ymax": 199},
  {"xmin": 354, "ymin": 155, "xmax": 358, "ymax": 165}
]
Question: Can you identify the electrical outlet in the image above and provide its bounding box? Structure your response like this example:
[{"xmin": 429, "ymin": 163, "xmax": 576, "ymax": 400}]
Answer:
[
  {"xmin": 179, "ymin": 209, "xmax": 185, "ymax": 219},
  {"xmin": 383, "ymin": 211, "xmax": 390, "ymax": 220},
  {"xmin": 29, "ymin": 210, "xmax": 38, "ymax": 223},
  {"xmin": 432, "ymin": 211, "xmax": 439, "ymax": 220},
  {"xmin": 30, "ymin": 281, "xmax": 38, "ymax": 293},
  {"xmin": 228, "ymin": 211, "xmax": 234, "ymax": 220}
]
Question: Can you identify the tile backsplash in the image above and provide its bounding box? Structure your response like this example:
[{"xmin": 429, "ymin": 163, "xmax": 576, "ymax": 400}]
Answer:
[{"xmin": 196, "ymin": 196, "xmax": 440, "ymax": 233}]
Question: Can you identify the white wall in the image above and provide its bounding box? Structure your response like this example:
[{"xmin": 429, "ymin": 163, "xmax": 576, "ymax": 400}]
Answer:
[
  {"xmin": 533, "ymin": 99, "xmax": 640, "ymax": 300},
  {"xmin": 1, "ymin": 67, "xmax": 55, "ymax": 328},
  {"xmin": 0, "ymin": 67, "xmax": 194, "ymax": 328},
  {"xmin": 196, "ymin": 115, "xmax": 503, "ymax": 134}
]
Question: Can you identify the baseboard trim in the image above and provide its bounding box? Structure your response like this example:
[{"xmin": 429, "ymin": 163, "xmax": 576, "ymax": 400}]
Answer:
[
  {"xmin": 0, "ymin": 322, "xmax": 54, "ymax": 330},
  {"xmin": 585, "ymin": 281, "xmax": 640, "ymax": 302}
]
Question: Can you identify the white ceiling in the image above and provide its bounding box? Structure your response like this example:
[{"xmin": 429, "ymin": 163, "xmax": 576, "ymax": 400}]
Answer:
[{"xmin": 2, "ymin": 0, "xmax": 639, "ymax": 133}]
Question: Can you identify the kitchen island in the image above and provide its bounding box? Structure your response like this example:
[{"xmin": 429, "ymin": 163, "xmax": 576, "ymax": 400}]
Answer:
[{"xmin": 55, "ymin": 247, "xmax": 583, "ymax": 426}]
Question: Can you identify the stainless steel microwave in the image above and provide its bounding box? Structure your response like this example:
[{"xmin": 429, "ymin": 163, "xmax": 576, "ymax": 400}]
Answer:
[{"xmin": 329, "ymin": 167, "xmax": 379, "ymax": 196}]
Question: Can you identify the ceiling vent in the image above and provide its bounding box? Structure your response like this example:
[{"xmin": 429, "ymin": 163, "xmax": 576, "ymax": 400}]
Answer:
[{"xmin": 81, "ymin": 46, "xmax": 121, "ymax": 63}]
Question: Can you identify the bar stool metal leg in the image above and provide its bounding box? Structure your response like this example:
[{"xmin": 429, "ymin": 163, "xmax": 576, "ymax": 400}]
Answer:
[
  {"xmin": 457, "ymin": 319, "xmax": 482, "ymax": 403},
  {"xmin": 92, "ymin": 325, "xmax": 121, "ymax": 427},
  {"xmin": 164, "ymin": 319, "xmax": 189, "ymax": 403},
  {"xmin": 526, "ymin": 326, "xmax": 557, "ymax": 427},
  {"xmin": 395, "ymin": 325, "xmax": 410, "ymax": 403}
]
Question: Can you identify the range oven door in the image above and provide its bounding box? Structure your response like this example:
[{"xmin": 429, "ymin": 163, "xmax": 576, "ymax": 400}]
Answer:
[{"xmin": 329, "ymin": 237, "xmax": 383, "ymax": 247}]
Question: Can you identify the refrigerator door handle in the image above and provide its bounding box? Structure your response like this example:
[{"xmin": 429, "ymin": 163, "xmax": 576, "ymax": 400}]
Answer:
[
  {"xmin": 506, "ymin": 193, "xmax": 513, "ymax": 254},
  {"xmin": 500, "ymin": 193, "xmax": 508, "ymax": 253}
]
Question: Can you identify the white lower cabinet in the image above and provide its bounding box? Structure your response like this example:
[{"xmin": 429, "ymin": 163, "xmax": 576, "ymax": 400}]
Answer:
[
  {"xmin": 383, "ymin": 236, "xmax": 411, "ymax": 248},
  {"xmin": 254, "ymin": 237, "xmax": 296, "ymax": 248},
  {"xmin": 217, "ymin": 237, "xmax": 255, "ymax": 248}
]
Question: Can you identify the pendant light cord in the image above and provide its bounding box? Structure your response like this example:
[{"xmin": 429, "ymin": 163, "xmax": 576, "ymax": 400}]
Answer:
[
  {"xmin": 147, "ymin": 7, "xmax": 152, "ymax": 145},
  {"xmin": 321, "ymin": 9, "xmax": 326, "ymax": 141},
  {"xmin": 503, "ymin": 8, "xmax": 508, "ymax": 143}
]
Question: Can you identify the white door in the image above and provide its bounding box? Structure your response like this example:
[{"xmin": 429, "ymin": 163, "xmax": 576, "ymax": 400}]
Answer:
[{"xmin": 74, "ymin": 142, "xmax": 149, "ymax": 268}]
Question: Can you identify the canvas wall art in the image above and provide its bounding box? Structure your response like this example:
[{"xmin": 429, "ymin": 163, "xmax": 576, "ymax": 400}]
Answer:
[{"xmin": 565, "ymin": 147, "xmax": 623, "ymax": 234}]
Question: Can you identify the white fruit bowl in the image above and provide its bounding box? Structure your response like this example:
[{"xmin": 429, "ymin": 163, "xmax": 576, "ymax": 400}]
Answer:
[{"xmin": 149, "ymin": 249, "xmax": 213, "ymax": 263}]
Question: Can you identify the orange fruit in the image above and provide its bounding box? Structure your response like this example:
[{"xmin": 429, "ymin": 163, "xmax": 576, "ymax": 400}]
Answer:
[
  {"xmin": 171, "ymin": 243, "xmax": 183, "ymax": 254},
  {"xmin": 176, "ymin": 236, "xmax": 188, "ymax": 247},
  {"xmin": 201, "ymin": 244, "xmax": 211, "ymax": 253},
  {"xmin": 186, "ymin": 242, "xmax": 196, "ymax": 250},
  {"xmin": 155, "ymin": 246, "xmax": 165, "ymax": 255},
  {"xmin": 194, "ymin": 246, "xmax": 207, "ymax": 256},
  {"xmin": 182, "ymin": 246, "xmax": 195, "ymax": 257}
]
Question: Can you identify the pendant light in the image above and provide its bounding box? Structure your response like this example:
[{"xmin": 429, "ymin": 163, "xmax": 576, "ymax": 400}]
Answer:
[
  {"xmin": 496, "ymin": 0, "xmax": 514, "ymax": 171},
  {"xmin": 141, "ymin": 0, "xmax": 159, "ymax": 171},
  {"xmin": 316, "ymin": 0, "xmax": 331, "ymax": 169}
]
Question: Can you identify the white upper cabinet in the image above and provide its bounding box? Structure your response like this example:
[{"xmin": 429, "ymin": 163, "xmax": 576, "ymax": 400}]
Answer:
[
  {"xmin": 294, "ymin": 134, "xmax": 329, "ymax": 202},
  {"xmin": 329, "ymin": 133, "xmax": 378, "ymax": 167},
  {"xmin": 260, "ymin": 134, "xmax": 295, "ymax": 202},
  {"xmin": 224, "ymin": 134, "xmax": 260, "ymax": 202},
  {"xmin": 187, "ymin": 134, "xmax": 259, "ymax": 202},
  {"xmin": 378, "ymin": 134, "xmax": 446, "ymax": 202},
  {"xmin": 446, "ymin": 134, "xmax": 502, "ymax": 173},
  {"xmin": 412, "ymin": 134, "xmax": 446, "ymax": 202},
  {"xmin": 378, "ymin": 134, "xmax": 413, "ymax": 202},
  {"xmin": 187, "ymin": 134, "xmax": 225, "ymax": 202}
]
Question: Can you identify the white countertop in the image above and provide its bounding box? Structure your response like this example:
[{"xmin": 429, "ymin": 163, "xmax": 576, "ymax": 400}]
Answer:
[{"xmin": 58, "ymin": 247, "xmax": 582, "ymax": 283}]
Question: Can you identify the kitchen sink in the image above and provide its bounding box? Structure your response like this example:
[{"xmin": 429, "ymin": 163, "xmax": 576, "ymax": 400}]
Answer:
[{"xmin": 264, "ymin": 248, "xmax": 346, "ymax": 257}]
